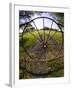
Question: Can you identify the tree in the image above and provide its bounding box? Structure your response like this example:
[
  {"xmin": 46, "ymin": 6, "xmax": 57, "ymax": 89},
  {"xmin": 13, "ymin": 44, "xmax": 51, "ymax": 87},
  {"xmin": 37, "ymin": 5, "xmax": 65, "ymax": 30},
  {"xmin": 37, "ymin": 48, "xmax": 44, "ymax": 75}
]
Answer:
[
  {"xmin": 55, "ymin": 13, "xmax": 64, "ymax": 25},
  {"xmin": 19, "ymin": 11, "xmax": 34, "ymax": 22},
  {"xmin": 40, "ymin": 27, "xmax": 49, "ymax": 30},
  {"xmin": 50, "ymin": 12, "xmax": 64, "ymax": 25},
  {"xmin": 19, "ymin": 11, "xmax": 42, "ymax": 23},
  {"xmin": 25, "ymin": 24, "xmax": 35, "ymax": 32}
]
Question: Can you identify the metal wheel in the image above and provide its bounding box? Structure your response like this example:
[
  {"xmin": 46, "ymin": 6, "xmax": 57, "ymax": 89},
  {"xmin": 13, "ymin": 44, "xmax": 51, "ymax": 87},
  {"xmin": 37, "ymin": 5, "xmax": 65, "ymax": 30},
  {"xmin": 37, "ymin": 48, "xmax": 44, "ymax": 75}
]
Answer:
[{"xmin": 20, "ymin": 17, "xmax": 64, "ymax": 76}]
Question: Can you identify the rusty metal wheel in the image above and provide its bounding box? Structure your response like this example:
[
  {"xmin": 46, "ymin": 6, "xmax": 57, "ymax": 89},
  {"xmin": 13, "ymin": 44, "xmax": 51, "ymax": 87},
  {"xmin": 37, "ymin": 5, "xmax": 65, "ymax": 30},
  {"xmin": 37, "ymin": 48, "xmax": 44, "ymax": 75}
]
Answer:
[{"xmin": 20, "ymin": 17, "xmax": 64, "ymax": 76}]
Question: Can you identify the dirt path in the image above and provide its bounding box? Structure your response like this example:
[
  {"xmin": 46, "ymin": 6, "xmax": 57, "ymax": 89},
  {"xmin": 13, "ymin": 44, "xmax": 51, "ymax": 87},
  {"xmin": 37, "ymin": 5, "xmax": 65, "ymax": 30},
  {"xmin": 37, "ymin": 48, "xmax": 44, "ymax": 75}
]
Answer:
[
  {"xmin": 29, "ymin": 35, "xmax": 63, "ymax": 61},
  {"xmin": 20, "ymin": 35, "xmax": 64, "ymax": 78}
]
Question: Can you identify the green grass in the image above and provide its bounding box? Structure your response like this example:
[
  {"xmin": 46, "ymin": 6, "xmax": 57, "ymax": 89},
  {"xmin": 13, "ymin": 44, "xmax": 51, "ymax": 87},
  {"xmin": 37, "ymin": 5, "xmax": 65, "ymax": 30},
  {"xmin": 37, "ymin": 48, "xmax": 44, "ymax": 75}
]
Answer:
[
  {"xmin": 19, "ymin": 29, "xmax": 64, "ymax": 79},
  {"xmin": 19, "ymin": 30, "xmax": 62, "ymax": 48}
]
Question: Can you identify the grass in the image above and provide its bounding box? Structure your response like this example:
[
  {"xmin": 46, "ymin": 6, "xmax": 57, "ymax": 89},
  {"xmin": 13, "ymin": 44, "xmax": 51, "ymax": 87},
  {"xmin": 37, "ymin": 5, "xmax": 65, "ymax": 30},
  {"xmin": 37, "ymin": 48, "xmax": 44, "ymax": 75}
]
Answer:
[
  {"xmin": 19, "ymin": 29, "xmax": 64, "ymax": 79},
  {"xmin": 19, "ymin": 30, "xmax": 62, "ymax": 48}
]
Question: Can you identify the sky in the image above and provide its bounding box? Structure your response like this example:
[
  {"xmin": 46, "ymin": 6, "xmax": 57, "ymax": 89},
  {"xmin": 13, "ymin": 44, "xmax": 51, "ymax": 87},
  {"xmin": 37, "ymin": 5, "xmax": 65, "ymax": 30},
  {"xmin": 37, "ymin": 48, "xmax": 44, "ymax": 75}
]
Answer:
[{"xmin": 19, "ymin": 12, "xmax": 61, "ymax": 33}]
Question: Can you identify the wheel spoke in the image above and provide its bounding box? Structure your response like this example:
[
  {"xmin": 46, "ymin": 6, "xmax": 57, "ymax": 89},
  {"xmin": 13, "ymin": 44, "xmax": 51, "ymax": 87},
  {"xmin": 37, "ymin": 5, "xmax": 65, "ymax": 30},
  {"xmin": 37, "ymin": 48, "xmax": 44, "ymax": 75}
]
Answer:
[
  {"xmin": 47, "ymin": 44, "xmax": 58, "ymax": 45},
  {"xmin": 24, "ymin": 49, "xmax": 34, "ymax": 60},
  {"xmin": 48, "ymin": 30, "xmax": 57, "ymax": 41},
  {"xmin": 46, "ymin": 20, "xmax": 53, "ymax": 43},
  {"xmin": 53, "ymin": 36, "xmax": 62, "ymax": 43},
  {"xmin": 23, "ymin": 23, "xmax": 42, "ymax": 43},
  {"xmin": 32, "ymin": 20, "xmax": 43, "ymax": 42},
  {"xmin": 51, "ymin": 20, "xmax": 53, "ymax": 29},
  {"xmin": 26, "ymin": 29, "xmax": 42, "ymax": 42},
  {"xmin": 43, "ymin": 18, "xmax": 45, "ymax": 42},
  {"xmin": 48, "ymin": 31, "xmax": 63, "ymax": 50}
]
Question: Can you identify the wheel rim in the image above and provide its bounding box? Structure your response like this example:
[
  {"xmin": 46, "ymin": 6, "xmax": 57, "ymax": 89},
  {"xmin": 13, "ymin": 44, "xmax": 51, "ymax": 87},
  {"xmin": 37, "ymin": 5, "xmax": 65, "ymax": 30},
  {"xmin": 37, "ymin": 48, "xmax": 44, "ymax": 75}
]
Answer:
[{"xmin": 20, "ymin": 17, "xmax": 64, "ymax": 75}]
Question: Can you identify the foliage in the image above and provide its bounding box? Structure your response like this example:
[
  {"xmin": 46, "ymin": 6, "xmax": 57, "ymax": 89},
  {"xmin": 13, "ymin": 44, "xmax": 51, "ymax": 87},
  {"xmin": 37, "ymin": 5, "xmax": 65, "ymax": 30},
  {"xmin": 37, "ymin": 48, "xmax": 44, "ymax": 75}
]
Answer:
[
  {"xmin": 19, "ymin": 30, "xmax": 64, "ymax": 79},
  {"xmin": 51, "ymin": 13, "xmax": 64, "ymax": 25}
]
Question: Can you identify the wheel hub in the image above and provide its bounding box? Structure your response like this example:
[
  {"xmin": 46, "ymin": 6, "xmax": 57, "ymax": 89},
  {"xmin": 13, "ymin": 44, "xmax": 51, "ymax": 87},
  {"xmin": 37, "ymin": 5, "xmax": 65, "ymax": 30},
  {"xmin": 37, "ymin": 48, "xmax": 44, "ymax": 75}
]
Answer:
[{"xmin": 42, "ymin": 42, "xmax": 47, "ymax": 49}]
